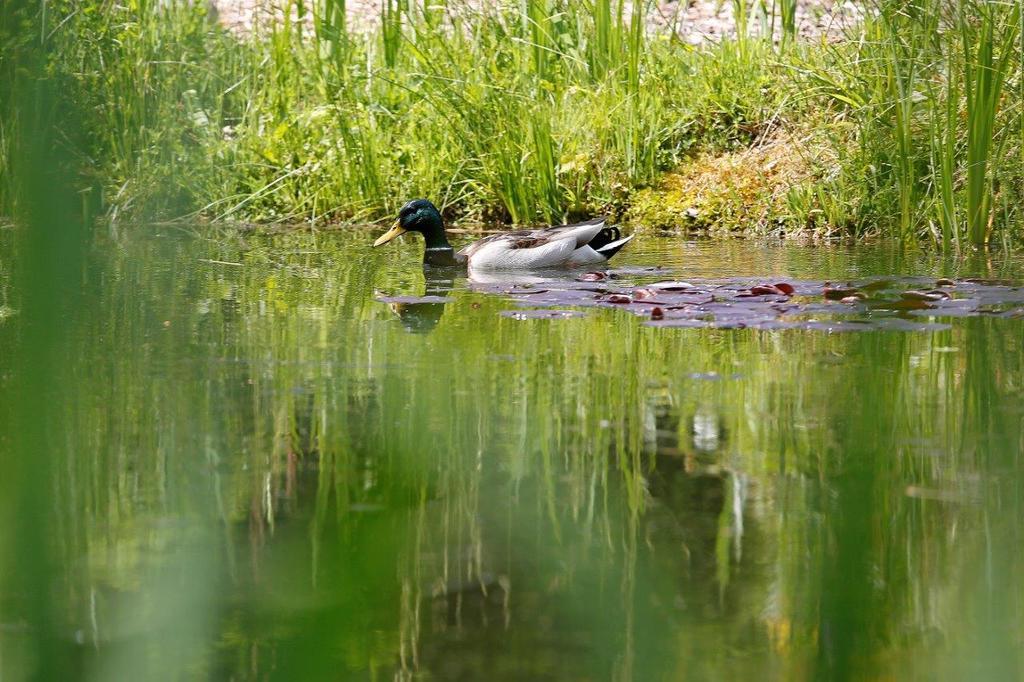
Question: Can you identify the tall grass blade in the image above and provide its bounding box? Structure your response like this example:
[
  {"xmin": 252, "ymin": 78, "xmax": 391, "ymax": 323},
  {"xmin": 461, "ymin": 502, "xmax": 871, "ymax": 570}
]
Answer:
[{"xmin": 963, "ymin": 1, "xmax": 1019, "ymax": 246}]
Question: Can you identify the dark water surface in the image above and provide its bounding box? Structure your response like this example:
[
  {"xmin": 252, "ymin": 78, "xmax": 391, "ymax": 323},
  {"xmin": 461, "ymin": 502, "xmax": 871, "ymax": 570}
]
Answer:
[{"xmin": 2, "ymin": 230, "xmax": 1024, "ymax": 680}]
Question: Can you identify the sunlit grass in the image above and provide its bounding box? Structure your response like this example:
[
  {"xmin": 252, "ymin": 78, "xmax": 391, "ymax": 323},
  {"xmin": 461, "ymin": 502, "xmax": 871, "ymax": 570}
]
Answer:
[
  {"xmin": 962, "ymin": 1, "xmax": 1019, "ymax": 245},
  {"xmin": 0, "ymin": 0, "xmax": 796, "ymax": 227},
  {"xmin": 6, "ymin": 0, "xmax": 1024, "ymax": 242},
  {"xmin": 799, "ymin": 0, "xmax": 1024, "ymax": 245}
]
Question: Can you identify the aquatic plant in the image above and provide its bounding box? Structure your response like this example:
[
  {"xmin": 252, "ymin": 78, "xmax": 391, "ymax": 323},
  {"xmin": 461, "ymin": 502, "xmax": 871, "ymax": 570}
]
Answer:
[
  {"xmin": 5, "ymin": 0, "xmax": 1024, "ymax": 243},
  {"xmin": 0, "ymin": 0, "xmax": 795, "ymax": 227},
  {"xmin": 962, "ymin": 1, "xmax": 1019, "ymax": 245},
  {"xmin": 798, "ymin": 0, "xmax": 1024, "ymax": 245}
]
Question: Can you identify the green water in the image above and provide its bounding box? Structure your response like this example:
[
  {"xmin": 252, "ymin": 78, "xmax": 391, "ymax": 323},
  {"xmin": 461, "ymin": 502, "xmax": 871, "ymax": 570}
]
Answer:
[{"xmin": 2, "ymin": 229, "xmax": 1024, "ymax": 680}]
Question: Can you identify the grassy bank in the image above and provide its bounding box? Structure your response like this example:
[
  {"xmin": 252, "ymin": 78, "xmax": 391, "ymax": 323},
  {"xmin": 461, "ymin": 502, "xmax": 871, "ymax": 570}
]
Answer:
[{"xmin": 2, "ymin": 0, "xmax": 1024, "ymax": 245}]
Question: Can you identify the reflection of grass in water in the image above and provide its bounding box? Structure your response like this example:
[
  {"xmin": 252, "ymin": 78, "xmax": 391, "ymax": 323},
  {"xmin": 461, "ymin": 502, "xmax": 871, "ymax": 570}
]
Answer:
[
  {"xmin": 3, "ymin": 2, "xmax": 93, "ymax": 676},
  {"xmin": 21, "ymin": 231, "xmax": 1017, "ymax": 678},
  {"xmin": 0, "ymin": 222, "xmax": 1020, "ymax": 676}
]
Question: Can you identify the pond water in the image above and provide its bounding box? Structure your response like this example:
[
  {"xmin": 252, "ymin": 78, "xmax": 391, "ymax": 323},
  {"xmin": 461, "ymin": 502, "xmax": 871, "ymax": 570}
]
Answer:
[{"xmin": 2, "ymin": 229, "xmax": 1024, "ymax": 680}]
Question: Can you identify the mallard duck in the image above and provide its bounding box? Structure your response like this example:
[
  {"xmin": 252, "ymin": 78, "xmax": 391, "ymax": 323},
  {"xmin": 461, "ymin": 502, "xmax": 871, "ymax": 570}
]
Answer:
[{"xmin": 373, "ymin": 199, "xmax": 633, "ymax": 269}]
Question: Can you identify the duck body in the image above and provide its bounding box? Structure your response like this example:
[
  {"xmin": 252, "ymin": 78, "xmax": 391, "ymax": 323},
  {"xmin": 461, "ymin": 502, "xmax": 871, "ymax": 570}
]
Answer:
[
  {"xmin": 457, "ymin": 218, "xmax": 632, "ymax": 270},
  {"xmin": 374, "ymin": 199, "xmax": 633, "ymax": 270}
]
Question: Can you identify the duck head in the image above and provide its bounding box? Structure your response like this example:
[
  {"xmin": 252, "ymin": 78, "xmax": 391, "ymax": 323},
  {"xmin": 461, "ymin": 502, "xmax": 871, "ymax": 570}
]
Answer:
[{"xmin": 374, "ymin": 199, "xmax": 450, "ymax": 250}]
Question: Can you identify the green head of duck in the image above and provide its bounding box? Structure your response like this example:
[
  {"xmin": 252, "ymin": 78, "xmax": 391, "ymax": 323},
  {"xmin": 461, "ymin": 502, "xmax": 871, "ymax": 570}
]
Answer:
[{"xmin": 374, "ymin": 199, "xmax": 450, "ymax": 250}]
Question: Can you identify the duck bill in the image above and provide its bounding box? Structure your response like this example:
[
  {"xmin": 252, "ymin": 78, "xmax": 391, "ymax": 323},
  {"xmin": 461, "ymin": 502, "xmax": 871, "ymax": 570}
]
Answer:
[{"xmin": 374, "ymin": 221, "xmax": 407, "ymax": 247}]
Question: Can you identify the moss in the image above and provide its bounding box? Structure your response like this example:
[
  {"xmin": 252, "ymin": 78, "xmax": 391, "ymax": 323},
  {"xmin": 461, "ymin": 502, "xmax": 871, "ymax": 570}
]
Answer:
[{"xmin": 626, "ymin": 135, "xmax": 815, "ymax": 236}]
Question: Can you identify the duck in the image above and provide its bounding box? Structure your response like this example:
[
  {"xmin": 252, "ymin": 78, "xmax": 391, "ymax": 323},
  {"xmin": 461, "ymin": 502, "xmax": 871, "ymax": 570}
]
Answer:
[{"xmin": 373, "ymin": 199, "xmax": 633, "ymax": 269}]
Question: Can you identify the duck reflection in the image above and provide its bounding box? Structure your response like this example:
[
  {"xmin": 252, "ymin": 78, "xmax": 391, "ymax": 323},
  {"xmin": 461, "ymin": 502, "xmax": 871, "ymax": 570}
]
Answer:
[
  {"xmin": 690, "ymin": 405, "xmax": 726, "ymax": 455},
  {"xmin": 382, "ymin": 269, "xmax": 457, "ymax": 333},
  {"xmin": 383, "ymin": 268, "xmax": 603, "ymax": 333},
  {"xmin": 642, "ymin": 397, "xmax": 728, "ymax": 463},
  {"xmin": 465, "ymin": 269, "xmax": 564, "ymax": 288}
]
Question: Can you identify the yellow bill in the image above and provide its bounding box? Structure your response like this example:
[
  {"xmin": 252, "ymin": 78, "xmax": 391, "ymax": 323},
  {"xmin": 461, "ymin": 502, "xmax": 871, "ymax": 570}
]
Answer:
[{"xmin": 373, "ymin": 221, "xmax": 407, "ymax": 247}]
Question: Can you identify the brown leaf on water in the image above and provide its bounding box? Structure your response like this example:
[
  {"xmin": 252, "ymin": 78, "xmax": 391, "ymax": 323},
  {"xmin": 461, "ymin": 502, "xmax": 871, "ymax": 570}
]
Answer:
[
  {"xmin": 964, "ymin": 277, "xmax": 1015, "ymax": 285},
  {"xmin": 750, "ymin": 285, "xmax": 786, "ymax": 296},
  {"xmin": 774, "ymin": 282, "xmax": 795, "ymax": 295},
  {"xmin": 467, "ymin": 274, "xmax": 1020, "ymax": 332}
]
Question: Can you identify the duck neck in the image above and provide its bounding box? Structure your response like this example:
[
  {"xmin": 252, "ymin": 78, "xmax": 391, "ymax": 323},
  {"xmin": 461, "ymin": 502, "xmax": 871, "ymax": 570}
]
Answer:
[
  {"xmin": 422, "ymin": 228, "xmax": 451, "ymax": 251},
  {"xmin": 420, "ymin": 220, "xmax": 456, "ymax": 266},
  {"xmin": 423, "ymin": 243, "xmax": 458, "ymax": 267}
]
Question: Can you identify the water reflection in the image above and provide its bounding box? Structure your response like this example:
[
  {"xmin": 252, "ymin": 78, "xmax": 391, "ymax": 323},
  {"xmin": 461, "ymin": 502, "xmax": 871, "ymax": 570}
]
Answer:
[
  {"xmin": 2, "ymin": 230, "xmax": 1024, "ymax": 680},
  {"xmin": 381, "ymin": 270, "xmax": 456, "ymax": 333},
  {"xmin": 381, "ymin": 267, "xmax": 610, "ymax": 334}
]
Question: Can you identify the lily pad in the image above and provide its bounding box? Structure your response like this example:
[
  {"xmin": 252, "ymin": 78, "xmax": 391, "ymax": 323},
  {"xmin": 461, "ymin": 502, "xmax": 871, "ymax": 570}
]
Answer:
[{"xmin": 455, "ymin": 272, "xmax": 1024, "ymax": 334}]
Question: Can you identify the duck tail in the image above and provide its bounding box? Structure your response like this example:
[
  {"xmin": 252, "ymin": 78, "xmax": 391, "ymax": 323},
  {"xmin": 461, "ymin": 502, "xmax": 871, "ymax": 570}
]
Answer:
[
  {"xmin": 595, "ymin": 233, "xmax": 634, "ymax": 260},
  {"xmin": 586, "ymin": 225, "xmax": 619, "ymax": 250}
]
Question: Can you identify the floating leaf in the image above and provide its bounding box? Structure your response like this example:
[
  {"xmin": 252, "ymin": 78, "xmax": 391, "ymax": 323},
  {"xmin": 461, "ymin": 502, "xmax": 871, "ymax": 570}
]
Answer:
[
  {"xmin": 632, "ymin": 288, "xmax": 660, "ymax": 300},
  {"xmin": 824, "ymin": 287, "xmax": 861, "ymax": 300},
  {"xmin": 860, "ymin": 279, "xmax": 895, "ymax": 292},
  {"xmin": 749, "ymin": 285, "xmax": 787, "ymax": 296},
  {"xmin": 877, "ymin": 298, "xmax": 933, "ymax": 311},
  {"xmin": 901, "ymin": 290, "xmax": 948, "ymax": 302},
  {"xmin": 457, "ymin": 272, "xmax": 1023, "ymax": 334}
]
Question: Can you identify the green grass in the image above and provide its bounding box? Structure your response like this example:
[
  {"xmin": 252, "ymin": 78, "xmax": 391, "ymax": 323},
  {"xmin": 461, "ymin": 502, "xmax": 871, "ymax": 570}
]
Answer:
[
  {"xmin": 0, "ymin": 0, "xmax": 796, "ymax": 227},
  {"xmin": 4, "ymin": 0, "xmax": 1024, "ymax": 244},
  {"xmin": 800, "ymin": 0, "xmax": 1024, "ymax": 245},
  {"xmin": 962, "ymin": 1, "xmax": 1019, "ymax": 245}
]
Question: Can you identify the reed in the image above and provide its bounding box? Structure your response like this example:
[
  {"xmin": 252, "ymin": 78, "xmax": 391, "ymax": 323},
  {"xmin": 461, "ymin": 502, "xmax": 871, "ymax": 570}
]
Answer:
[
  {"xmin": 779, "ymin": 0, "xmax": 797, "ymax": 46},
  {"xmin": 0, "ymin": 0, "xmax": 791, "ymax": 226},
  {"xmin": 962, "ymin": 1, "xmax": 1019, "ymax": 245},
  {"xmin": 5, "ymin": 0, "xmax": 1024, "ymax": 243},
  {"xmin": 796, "ymin": 0, "xmax": 1024, "ymax": 245}
]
